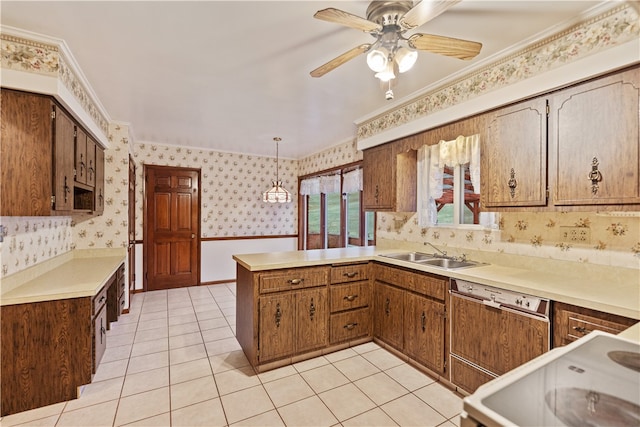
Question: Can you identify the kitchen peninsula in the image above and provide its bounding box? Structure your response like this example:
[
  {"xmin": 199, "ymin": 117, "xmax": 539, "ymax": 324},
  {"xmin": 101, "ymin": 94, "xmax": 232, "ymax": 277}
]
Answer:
[{"xmin": 234, "ymin": 246, "xmax": 639, "ymax": 390}]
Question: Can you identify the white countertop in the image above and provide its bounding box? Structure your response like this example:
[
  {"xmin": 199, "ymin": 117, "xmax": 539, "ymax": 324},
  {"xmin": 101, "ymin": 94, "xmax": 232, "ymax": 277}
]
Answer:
[
  {"xmin": 0, "ymin": 249, "xmax": 126, "ymax": 306},
  {"xmin": 233, "ymin": 247, "xmax": 640, "ymax": 320}
]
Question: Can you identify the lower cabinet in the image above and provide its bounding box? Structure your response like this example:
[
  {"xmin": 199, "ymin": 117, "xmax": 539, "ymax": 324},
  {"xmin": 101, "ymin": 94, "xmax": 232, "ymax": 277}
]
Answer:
[
  {"xmin": 404, "ymin": 292, "xmax": 446, "ymax": 375},
  {"xmin": 372, "ymin": 263, "xmax": 449, "ymax": 378},
  {"xmin": 258, "ymin": 286, "xmax": 328, "ymax": 363},
  {"xmin": 0, "ymin": 262, "xmax": 124, "ymax": 416}
]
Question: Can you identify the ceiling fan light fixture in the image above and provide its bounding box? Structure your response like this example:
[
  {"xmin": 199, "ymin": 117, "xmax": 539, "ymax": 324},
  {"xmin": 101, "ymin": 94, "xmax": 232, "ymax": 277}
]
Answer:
[
  {"xmin": 395, "ymin": 46, "xmax": 417, "ymax": 73},
  {"xmin": 366, "ymin": 46, "xmax": 389, "ymax": 72},
  {"xmin": 374, "ymin": 61, "xmax": 396, "ymax": 82}
]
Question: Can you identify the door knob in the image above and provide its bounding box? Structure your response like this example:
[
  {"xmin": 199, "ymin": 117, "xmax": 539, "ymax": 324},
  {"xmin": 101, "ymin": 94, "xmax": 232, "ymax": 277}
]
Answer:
[{"xmin": 191, "ymin": 233, "xmax": 195, "ymax": 239}]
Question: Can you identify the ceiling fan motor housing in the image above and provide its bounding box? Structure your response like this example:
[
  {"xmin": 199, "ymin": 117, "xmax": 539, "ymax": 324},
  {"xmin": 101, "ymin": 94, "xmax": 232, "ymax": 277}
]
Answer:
[{"xmin": 366, "ymin": 1, "xmax": 413, "ymax": 28}]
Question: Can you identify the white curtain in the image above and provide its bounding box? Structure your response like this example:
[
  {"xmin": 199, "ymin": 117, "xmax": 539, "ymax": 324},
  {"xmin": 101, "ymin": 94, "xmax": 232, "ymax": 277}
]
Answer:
[
  {"xmin": 320, "ymin": 174, "xmax": 341, "ymax": 194},
  {"xmin": 417, "ymin": 134, "xmax": 481, "ymax": 227},
  {"xmin": 342, "ymin": 169, "xmax": 363, "ymax": 193},
  {"xmin": 299, "ymin": 177, "xmax": 320, "ymax": 195}
]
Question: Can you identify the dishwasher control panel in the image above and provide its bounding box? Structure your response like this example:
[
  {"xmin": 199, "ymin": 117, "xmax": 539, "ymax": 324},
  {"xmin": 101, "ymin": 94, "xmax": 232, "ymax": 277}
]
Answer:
[{"xmin": 451, "ymin": 279, "xmax": 549, "ymax": 318}]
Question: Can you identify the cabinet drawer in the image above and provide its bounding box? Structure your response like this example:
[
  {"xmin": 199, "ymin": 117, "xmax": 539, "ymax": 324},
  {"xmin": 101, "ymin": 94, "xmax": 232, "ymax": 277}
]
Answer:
[
  {"xmin": 412, "ymin": 273, "xmax": 447, "ymax": 301},
  {"xmin": 373, "ymin": 264, "xmax": 411, "ymax": 290},
  {"xmin": 330, "ymin": 264, "xmax": 369, "ymax": 284},
  {"xmin": 330, "ymin": 307, "xmax": 371, "ymax": 344},
  {"xmin": 259, "ymin": 267, "xmax": 329, "ymax": 294},
  {"xmin": 330, "ymin": 282, "xmax": 371, "ymax": 313},
  {"xmin": 117, "ymin": 263, "xmax": 125, "ymax": 280},
  {"xmin": 565, "ymin": 314, "xmax": 629, "ymax": 342},
  {"xmin": 93, "ymin": 284, "xmax": 108, "ymax": 316}
]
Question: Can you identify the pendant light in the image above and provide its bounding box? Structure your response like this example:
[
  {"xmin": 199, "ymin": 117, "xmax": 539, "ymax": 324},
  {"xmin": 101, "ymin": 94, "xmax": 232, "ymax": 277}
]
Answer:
[{"xmin": 263, "ymin": 137, "xmax": 292, "ymax": 203}]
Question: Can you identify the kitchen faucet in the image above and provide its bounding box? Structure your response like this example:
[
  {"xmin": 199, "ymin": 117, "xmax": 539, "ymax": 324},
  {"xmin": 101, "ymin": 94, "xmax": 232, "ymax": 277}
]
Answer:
[{"xmin": 424, "ymin": 242, "xmax": 447, "ymax": 258}]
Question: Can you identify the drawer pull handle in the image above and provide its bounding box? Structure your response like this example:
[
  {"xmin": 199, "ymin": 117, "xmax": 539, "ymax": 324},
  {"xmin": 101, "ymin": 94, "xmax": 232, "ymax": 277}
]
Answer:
[
  {"xmin": 309, "ymin": 298, "xmax": 316, "ymax": 320},
  {"xmin": 288, "ymin": 278, "xmax": 304, "ymax": 285},
  {"xmin": 385, "ymin": 298, "xmax": 390, "ymax": 316},
  {"xmin": 343, "ymin": 294, "xmax": 358, "ymax": 302},
  {"xmin": 98, "ymin": 295, "xmax": 106, "ymax": 304},
  {"xmin": 572, "ymin": 326, "xmax": 591, "ymax": 335},
  {"xmin": 508, "ymin": 168, "xmax": 517, "ymax": 198},
  {"xmin": 344, "ymin": 323, "xmax": 359, "ymax": 330},
  {"xmin": 343, "ymin": 272, "xmax": 358, "ymax": 278},
  {"xmin": 421, "ymin": 311, "xmax": 426, "ymax": 332},
  {"xmin": 275, "ymin": 303, "xmax": 282, "ymax": 327}
]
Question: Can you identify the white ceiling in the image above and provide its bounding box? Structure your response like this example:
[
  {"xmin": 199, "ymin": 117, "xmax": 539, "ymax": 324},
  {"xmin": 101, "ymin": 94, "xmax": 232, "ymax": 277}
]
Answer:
[{"xmin": 1, "ymin": 1, "xmax": 605, "ymax": 159}]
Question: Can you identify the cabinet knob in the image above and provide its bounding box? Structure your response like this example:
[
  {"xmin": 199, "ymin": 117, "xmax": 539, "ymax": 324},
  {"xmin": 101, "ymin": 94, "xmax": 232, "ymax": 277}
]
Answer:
[
  {"xmin": 421, "ymin": 311, "xmax": 426, "ymax": 332},
  {"xmin": 309, "ymin": 298, "xmax": 316, "ymax": 320},
  {"xmin": 385, "ymin": 298, "xmax": 390, "ymax": 315}
]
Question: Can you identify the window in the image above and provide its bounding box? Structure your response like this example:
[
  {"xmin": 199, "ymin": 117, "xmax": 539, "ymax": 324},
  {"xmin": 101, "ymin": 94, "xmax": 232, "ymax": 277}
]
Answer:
[
  {"xmin": 418, "ymin": 134, "xmax": 492, "ymax": 227},
  {"xmin": 299, "ymin": 166, "xmax": 374, "ymax": 250}
]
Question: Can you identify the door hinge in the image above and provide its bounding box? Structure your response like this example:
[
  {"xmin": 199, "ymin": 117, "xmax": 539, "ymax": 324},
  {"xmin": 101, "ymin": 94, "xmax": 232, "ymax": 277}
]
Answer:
[
  {"xmin": 51, "ymin": 110, "xmax": 56, "ymax": 120},
  {"xmin": 74, "ymin": 128, "xmax": 77, "ymax": 137},
  {"xmin": 51, "ymin": 195, "xmax": 55, "ymax": 207},
  {"xmin": 546, "ymin": 101, "xmax": 550, "ymax": 116}
]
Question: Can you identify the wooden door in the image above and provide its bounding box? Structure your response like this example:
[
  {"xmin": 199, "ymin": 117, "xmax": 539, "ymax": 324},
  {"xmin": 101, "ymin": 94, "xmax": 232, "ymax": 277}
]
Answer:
[
  {"xmin": 259, "ymin": 292, "xmax": 294, "ymax": 363},
  {"xmin": 374, "ymin": 282, "xmax": 404, "ymax": 349},
  {"xmin": 0, "ymin": 89, "xmax": 52, "ymax": 216},
  {"xmin": 404, "ymin": 293, "xmax": 446, "ymax": 374},
  {"xmin": 483, "ymin": 97, "xmax": 548, "ymax": 207},
  {"xmin": 75, "ymin": 126, "xmax": 87, "ymax": 185},
  {"xmin": 94, "ymin": 146, "xmax": 105, "ymax": 214},
  {"xmin": 53, "ymin": 105, "xmax": 76, "ymax": 211},
  {"xmin": 551, "ymin": 67, "xmax": 640, "ymax": 205},
  {"xmin": 363, "ymin": 144, "xmax": 394, "ymax": 210},
  {"xmin": 296, "ymin": 287, "xmax": 328, "ymax": 354},
  {"xmin": 145, "ymin": 165, "xmax": 200, "ymax": 290}
]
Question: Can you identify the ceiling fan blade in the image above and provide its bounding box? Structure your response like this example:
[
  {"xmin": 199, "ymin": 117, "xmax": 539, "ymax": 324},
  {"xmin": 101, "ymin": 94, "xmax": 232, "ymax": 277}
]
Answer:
[
  {"xmin": 400, "ymin": 0, "xmax": 461, "ymax": 30},
  {"xmin": 408, "ymin": 33, "xmax": 482, "ymax": 60},
  {"xmin": 314, "ymin": 8, "xmax": 382, "ymax": 33},
  {"xmin": 310, "ymin": 44, "xmax": 372, "ymax": 78}
]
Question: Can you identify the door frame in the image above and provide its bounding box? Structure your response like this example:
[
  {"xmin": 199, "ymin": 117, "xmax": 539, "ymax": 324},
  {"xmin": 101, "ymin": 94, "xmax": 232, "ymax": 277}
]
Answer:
[{"xmin": 143, "ymin": 164, "xmax": 201, "ymax": 291}]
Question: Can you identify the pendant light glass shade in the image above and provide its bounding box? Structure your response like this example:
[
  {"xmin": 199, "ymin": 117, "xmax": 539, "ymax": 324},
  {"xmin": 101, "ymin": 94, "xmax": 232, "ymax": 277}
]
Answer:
[
  {"xmin": 263, "ymin": 137, "xmax": 292, "ymax": 203},
  {"xmin": 263, "ymin": 180, "xmax": 292, "ymax": 203},
  {"xmin": 366, "ymin": 46, "xmax": 389, "ymax": 72},
  {"xmin": 395, "ymin": 47, "xmax": 418, "ymax": 73}
]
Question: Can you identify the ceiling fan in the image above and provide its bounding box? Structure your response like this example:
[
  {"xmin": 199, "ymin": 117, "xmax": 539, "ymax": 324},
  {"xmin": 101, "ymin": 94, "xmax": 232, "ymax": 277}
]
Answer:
[{"xmin": 310, "ymin": 0, "xmax": 482, "ymax": 98}]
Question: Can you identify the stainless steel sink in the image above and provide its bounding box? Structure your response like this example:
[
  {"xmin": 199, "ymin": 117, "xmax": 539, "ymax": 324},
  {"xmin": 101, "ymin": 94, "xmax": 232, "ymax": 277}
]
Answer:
[
  {"xmin": 419, "ymin": 258, "xmax": 481, "ymax": 269},
  {"xmin": 381, "ymin": 252, "xmax": 435, "ymax": 262},
  {"xmin": 380, "ymin": 252, "xmax": 487, "ymax": 269}
]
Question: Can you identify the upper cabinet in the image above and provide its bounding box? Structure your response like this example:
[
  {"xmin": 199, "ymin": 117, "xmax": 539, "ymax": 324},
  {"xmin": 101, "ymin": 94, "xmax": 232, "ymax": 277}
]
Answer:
[
  {"xmin": 549, "ymin": 66, "xmax": 640, "ymax": 207},
  {"xmin": 363, "ymin": 142, "xmax": 417, "ymax": 212},
  {"xmin": 0, "ymin": 90, "xmax": 53, "ymax": 216},
  {"xmin": 482, "ymin": 97, "xmax": 548, "ymax": 208},
  {"xmin": 1, "ymin": 89, "xmax": 106, "ymax": 217}
]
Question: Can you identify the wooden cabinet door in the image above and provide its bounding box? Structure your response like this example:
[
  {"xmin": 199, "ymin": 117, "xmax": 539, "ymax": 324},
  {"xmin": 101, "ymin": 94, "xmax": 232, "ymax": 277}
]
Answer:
[
  {"xmin": 504, "ymin": 310, "xmax": 548, "ymax": 373},
  {"xmin": 404, "ymin": 293, "xmax": 446, "ymax": 374},
  {"xmin": 550, "ymin": 67, "xmax": 640, "ymax": 206},
  {"xmin": 86, "ymin": 136, "xmax": 97, "ymax": 187},
  {"xmin": 75, "ymin": 126, "xmax": 88, "ymax": 185},
  {"xmin": 259, "ymin": 293, "xmax": 294, "ymax": 363},
  {"xmin": 93, "ymin": 304, "xmax": 107, "ymax": 373},
  {"xmin": 0, "ymin": 90, "xmax": 53, "ymax": 216},
  {"xmin": 295, "ymin": 287, "xmax": 328, "ymax": 354},
  {"xmin": 363, "ymin": 144, "xmax": 394, "ymax": 210},
  {"xmin": 483, "ymin": 97, "xmax": 548, "ymax": 207},
  {"xmin": 53, "ymin": 105, "xmax": 76, "ymax": 211},
  {"xmin": 94, "ymin": 146, "xmax": 105, "ymax": 214},
  {"xmin": 374, "ymin": 282, "xmax": 404, "ymax": 349}
]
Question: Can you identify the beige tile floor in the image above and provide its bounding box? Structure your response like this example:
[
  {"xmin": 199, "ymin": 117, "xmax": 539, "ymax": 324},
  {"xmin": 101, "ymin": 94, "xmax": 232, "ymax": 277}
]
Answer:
[{"xmin": 1, "ymin": 284, "xmax": 463, "ymax": 427}]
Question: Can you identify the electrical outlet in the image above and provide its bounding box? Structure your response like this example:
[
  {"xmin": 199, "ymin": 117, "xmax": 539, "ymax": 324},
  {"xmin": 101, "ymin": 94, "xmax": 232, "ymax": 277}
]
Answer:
[{"xmin": 560, "ymin": 226, "xmax": 591, "ymax": 244}]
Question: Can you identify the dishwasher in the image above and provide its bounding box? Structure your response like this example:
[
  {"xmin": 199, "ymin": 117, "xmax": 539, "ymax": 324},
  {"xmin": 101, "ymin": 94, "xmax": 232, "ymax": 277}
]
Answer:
[{"xmin": 449, "ymin": 279, "xmax": 550, "ymax": 395}]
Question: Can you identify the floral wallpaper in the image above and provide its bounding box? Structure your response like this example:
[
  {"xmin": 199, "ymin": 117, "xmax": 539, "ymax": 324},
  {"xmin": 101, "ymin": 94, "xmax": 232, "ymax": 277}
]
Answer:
[
  {"xmin": 0, "ymin": 217, "xmax": 73, "ymax": 277},
  {"xmin": 298, "ymin": 139, "xmax": 362, "ymax": 176},
  {"xmin": 357, "ymin": 3, "xmax": 640, "ymax": 140},
  {"xmin": 377, "ymin": 211, "xmax": 640, "ymax": 269},
  {"xmin": 72, "ymin": 123, "xmax": 132, "ymax": 250},
  {"xmin": 132, "ymin": 142, "xmax": 298, "ymax": 238},
  {"xmin": 0, "ymin": 32, "xmax": 109, "ymax": 137}
]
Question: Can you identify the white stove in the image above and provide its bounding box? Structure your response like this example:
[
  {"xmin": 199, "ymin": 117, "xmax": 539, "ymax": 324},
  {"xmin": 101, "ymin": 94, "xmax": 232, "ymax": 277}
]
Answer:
[{"xmin": 462, "ymin": 331, "xmax": 640, "ymax": 427}]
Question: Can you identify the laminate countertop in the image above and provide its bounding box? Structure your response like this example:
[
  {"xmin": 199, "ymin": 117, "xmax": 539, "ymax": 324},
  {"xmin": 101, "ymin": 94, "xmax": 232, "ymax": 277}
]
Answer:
[
  {"xmin": 233, "ymin": 246, "xmax": 640, "ymax": 320},
  {"xmin": 0, "ymin": 248, "xmax": 126, "ymax": 306}
]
